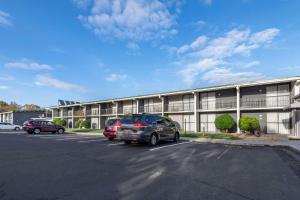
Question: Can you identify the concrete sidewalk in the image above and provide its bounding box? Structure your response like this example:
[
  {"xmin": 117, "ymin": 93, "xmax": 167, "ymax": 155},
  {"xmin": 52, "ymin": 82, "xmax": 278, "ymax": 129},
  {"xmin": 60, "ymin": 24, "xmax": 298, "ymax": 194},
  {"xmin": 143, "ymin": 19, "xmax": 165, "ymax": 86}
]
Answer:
[{"xmin": 182, "ymin": 137, "xmax": 300, "ymax": 153}]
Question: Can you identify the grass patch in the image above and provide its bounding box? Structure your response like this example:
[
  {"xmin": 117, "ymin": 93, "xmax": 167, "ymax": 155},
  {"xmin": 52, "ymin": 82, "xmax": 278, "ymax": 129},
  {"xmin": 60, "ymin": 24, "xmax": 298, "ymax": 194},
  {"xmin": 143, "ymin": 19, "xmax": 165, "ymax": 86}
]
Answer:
[
  {"xmin": 66, "ymin": 128, "xmax": 102, "ymax": 133},
  {"xmin": 180, "ymin": 132, "xmax": 239, "ymax": 140}
]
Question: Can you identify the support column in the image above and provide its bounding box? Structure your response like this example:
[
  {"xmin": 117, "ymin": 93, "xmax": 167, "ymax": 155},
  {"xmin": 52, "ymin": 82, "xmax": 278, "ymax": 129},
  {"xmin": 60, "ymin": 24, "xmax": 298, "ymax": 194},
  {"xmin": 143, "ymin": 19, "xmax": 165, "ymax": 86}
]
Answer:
[
  {"xmin": 161, "ymin": 96, "xmax": 165, "ymax": 116},
  {"xmin": 193, "ymin": 92, "xmax": 199, "ymax": 132},
  {"xmin": 60, "ymin": 108, "xmax": 63, "ymax": 118},
  {"xmin": 115, "ymin": 102, "xmax": 119, "ymax": 118},
  {"xmin": 51, "ymin": 109, "xmax": 54, "ymax": 120},
  {"xmin": 137, "ymin": 100, "xmax": 139, "ymax": 114},
  {"xmin": 71, "ymin": 107, "xmax": 74, "ymax": 128},
  {"xmin": 98, "ymin": 104, "xmax": 102, "ymax": 129},
  {"xmin": 236, "ymin": 86, "xmax": 241, "ymax": 133}
]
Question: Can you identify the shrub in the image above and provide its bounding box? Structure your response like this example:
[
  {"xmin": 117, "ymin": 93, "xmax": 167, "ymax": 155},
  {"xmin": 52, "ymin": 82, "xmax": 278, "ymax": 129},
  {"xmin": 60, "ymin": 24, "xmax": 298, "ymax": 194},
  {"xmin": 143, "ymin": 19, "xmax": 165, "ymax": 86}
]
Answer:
[
  {"xmin": 75, "ymin": 119, "xmax": 83, "ymax": 128},
  {"xmin": 80, "ymin": 120, "xmax": 91, "ymax": 129},
  {"xmin": 239, "ymin": 116, "xmax": 260, "ymax": 134},
  {"xmin": 214, "ymin": 114, "xmax": 235, "ymax": 133},
  {"xmin": 52, "ymin": 118, "xmax": 66, "ymax": 126}
]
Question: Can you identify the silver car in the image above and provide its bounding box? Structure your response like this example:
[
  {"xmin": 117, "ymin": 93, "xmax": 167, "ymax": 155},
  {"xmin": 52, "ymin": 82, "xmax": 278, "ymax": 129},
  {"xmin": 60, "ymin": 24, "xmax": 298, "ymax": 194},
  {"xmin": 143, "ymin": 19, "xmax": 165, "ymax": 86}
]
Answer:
[{"xmin": 118, "ymin": 114, "xmax": 180, "ymax": 146}]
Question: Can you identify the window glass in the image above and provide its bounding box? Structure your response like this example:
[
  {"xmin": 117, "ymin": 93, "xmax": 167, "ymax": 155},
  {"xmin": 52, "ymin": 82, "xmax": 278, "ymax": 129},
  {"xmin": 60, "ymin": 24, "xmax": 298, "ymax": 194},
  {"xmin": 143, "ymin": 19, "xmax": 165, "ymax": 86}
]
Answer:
[
  {"xmin": 47, "ymin": 121, "xmax": 54, "ymax": 125},
  {"xmin": 120, "ymin": 115, "xmax": 142, "ymax": 124},
  {"xmin": 106, "ymin": 119, "xmax": 118, "ymax": 126}
]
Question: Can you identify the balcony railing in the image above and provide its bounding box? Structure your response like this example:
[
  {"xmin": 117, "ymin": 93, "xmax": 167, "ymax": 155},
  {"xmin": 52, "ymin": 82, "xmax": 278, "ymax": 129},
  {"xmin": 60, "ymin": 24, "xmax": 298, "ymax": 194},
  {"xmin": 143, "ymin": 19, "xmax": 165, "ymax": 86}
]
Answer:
[
  {"xmin": 118, "ymin": 107, "xmax": 137, "ymax": 114},
  {"xmin": 100, "ymin": 108, "xmax": 116, "ymax": 115},
  {"xmin": 165, "ymin": 102, "xmax": 194, "ymax": 112},
  {"xmin": 86, "ymin": 109, "xmax": 99, "ymax": 116},
  {"xmin": 200, "ymin": 99, "xmax": 237, "ymax": 110},
  {"xmin": 139, "ymin": 105, "xmax": 162, "ymax": 113},
  {"xmin": 241, "ymin": 95, "xmax": 290, "ymax": 108},
  {"xmin": 74, "ymin": 110, "xmax": 85, "ymax": 117}
]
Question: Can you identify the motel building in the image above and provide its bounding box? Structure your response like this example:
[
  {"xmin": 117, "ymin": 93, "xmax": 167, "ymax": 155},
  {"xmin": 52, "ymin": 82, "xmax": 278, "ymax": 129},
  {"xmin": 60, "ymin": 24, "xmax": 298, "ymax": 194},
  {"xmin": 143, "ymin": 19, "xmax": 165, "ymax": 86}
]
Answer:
[{"xmin": 48, "ymin": 76, "xmax": 300, "ymax": 138}]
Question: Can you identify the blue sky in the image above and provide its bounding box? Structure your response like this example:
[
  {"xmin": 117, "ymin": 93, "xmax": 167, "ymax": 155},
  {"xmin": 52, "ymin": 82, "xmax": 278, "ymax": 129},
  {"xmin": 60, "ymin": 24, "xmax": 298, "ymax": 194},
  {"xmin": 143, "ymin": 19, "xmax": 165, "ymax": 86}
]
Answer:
[{"xmin": 0, "ymin": 0, "xmax": 300, "ymax": 107}]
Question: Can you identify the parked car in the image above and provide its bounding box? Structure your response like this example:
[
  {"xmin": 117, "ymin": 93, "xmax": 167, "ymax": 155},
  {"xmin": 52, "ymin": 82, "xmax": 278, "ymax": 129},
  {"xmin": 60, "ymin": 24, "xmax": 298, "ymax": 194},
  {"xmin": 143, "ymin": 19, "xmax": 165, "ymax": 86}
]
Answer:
[
  {"xmin": 0, "ymin": 122, "xmax": 22, "ymax": 130},
  {"xmin": 117, "ymin": 114, "xmax": 180, "ymax": 146},
  {"xmin": 103, "ymin": 118, "xmax": 120, "ymax": 140},
  {"xmin": 23, "ymin": 119, "xmax": 65, "ymax": 134}
]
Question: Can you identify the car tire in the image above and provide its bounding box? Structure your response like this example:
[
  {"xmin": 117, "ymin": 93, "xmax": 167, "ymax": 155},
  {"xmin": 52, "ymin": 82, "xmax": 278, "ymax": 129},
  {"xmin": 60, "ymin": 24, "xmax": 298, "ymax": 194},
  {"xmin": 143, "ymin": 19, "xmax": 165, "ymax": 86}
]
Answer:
[
  {"xmin": 14, "ymin": 127, "xmax": 20, "ymax": 131},
  {"xmin": 149, "ymin": 133, "xmax": 158, "ymax": 146},
  {"xmin": 173, "ymin": 132, "xmax": 180, "ymax": 143},
  {"xmin": 57, "ymin": 128, "xmax": 64, "ymax": 134},
  {"xmin": 27, "ymin": 131, "xmax": 32, "ymax": 134},
  {"xmin": 124, "ymin": 140, "xmax": 132, "ymax": 144},
  {"xmin": 108, "ymin": 137, "xmax": 114, "ymax": 141},
  {"xmin": 33, "ymin": 128, "xmax": 41, "ymax": 134}
]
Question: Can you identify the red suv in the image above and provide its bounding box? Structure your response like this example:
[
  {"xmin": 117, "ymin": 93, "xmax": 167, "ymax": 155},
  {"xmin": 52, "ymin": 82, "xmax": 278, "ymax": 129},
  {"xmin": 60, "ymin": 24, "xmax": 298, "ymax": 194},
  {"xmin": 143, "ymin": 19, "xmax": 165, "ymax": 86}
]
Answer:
[
  {"xmin": 103, "ymin": 118, "xmax": 120, "ymax": 140},
  {"xmin": 23, "ymin": 119, "xmax": 65, "ymax": 134}
]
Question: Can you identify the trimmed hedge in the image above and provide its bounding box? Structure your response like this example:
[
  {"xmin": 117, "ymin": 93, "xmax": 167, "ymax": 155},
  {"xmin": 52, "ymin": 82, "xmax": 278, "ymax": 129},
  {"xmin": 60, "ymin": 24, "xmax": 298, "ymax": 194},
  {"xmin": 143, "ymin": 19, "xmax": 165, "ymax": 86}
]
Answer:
[
  {"xmin": 52, "ymin": 118, "xmax": 66, "ymax": 126},
  {"xmin": 214, "ymin": 114, "xmax": 235, "ymax": 133},
  {"xmin": 239, "ymin": 116, "xmax": 260, "ymax": 134}
]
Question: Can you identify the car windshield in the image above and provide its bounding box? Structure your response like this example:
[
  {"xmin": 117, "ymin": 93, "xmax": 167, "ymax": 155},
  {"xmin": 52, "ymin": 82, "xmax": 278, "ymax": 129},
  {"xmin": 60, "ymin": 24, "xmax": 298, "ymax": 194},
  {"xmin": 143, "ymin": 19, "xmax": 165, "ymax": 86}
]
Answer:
[{"xmin": 120, "ymin": 115, "xmax": 142, "ymax": 124}]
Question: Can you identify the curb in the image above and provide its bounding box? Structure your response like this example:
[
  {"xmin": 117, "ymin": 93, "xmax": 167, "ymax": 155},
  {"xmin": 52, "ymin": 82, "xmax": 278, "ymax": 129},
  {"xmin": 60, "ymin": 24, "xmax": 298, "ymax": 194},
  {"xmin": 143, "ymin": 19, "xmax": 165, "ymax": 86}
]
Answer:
[{"xmin": 181, "ymin": 137, "xmax": 300, "ymax": 154}]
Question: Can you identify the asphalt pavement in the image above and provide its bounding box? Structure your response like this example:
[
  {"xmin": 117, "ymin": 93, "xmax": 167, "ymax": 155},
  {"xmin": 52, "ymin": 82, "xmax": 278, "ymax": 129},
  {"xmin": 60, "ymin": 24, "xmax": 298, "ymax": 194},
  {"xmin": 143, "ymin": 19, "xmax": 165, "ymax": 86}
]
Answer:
[{"xmin": 0, "ymin": 131, "xmax": 300, "ymax": 200}]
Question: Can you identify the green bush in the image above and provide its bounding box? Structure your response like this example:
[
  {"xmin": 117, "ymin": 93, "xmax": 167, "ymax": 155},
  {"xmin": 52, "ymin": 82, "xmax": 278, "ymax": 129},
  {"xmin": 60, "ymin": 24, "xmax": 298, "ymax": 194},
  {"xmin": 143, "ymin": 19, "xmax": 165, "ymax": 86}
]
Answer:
[
  {"xmin": 80, "ymin": 120, "xmax": 91, "ymax": 129},
  {"xmin": 239, "ymin": 116, "xmax": 260, "ymax": 134},
  {"xmin": 75, "ymin": 119, "xmax": 83, "ymax": 128},
  {"xmin": 52, "ymin": 118, "xmax": 66, "ymax": 126},
  {"xmin": 214, "ymin": 114, "xmax": 235, "ymax": 133}
]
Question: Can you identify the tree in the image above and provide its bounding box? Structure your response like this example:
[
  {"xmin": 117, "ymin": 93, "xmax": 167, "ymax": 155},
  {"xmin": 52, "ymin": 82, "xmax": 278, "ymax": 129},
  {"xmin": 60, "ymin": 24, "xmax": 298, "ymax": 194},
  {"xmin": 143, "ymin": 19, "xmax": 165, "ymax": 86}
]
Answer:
[
  {"xmin": 22, "ymin": 104, "xmax": 41, "ymax": 111},
  {"xmin": 80, "ymin": 120, "xmax": 91, "ymax": 129},
  {"xmin": 52, "ymin": 118, "xmax": 66, "ymax": 126},
  {"xmin": 239, "ymin": 116, "xmax": 260, "ymax": 134},
  {"xmin": 75, "ymin": 119, "xmax": 83, "ymax": 128},
  {"xmin": 214, "ymin": 114, "xmax": 235, "ymax": 133}
]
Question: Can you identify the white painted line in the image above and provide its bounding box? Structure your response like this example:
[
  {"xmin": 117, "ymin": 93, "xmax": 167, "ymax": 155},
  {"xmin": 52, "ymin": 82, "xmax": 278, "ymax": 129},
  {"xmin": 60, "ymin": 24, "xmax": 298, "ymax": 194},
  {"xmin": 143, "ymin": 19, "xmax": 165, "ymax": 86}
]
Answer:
[
  {"xmin": 77, "ymin": 139, "xmax": 107, "ymax": 143},
  {"xmin": 217, "ymin": 149, "xmax": 229, "ymax": 160},
  {"xmin": 149, "ymin": 141, "xmax": 192, "ymax": 151},
  {"xmin": 107, "ymin": 142, "xmax": 124, "ymax": 146}
]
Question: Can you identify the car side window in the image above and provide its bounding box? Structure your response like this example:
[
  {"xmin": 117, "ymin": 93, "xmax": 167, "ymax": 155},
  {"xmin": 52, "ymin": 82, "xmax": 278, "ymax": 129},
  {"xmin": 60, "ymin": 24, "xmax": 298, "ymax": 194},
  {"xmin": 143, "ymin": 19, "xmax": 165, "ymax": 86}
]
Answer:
[
  {"xmin": 163, "ymin": 118, "xmax": 173, "ymax": 126},
  {"xmin": 47, "ymin": 121, "xmax": 54, "ymax": 125}
]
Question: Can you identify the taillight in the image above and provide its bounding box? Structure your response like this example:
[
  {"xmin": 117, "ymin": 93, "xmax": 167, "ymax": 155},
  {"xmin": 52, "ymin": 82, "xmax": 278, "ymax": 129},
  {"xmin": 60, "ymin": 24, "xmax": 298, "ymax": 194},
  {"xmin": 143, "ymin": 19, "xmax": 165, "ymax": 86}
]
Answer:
[
  {"xmin": 114, "ymin": 122, "xmax": 123, "ymax": 127},
  {"xmin": 134, "ymin": 122, "xmax": 148, "ymax": 127}
]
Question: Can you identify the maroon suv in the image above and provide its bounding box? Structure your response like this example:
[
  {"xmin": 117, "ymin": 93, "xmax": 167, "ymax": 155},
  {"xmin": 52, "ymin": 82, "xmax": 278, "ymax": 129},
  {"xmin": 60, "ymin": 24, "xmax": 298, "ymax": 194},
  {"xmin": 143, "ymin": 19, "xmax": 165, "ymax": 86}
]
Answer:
[{"xmin": 23, "ymin": 119, "xmax": 65, "ymax": 134}]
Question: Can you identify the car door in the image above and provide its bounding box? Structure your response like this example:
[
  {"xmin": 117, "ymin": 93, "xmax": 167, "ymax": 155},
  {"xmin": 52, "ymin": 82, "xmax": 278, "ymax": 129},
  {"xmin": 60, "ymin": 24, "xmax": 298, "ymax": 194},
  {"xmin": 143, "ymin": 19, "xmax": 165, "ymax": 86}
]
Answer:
[
  {"xmin": 0, "ymin": 123, "xmax": 4, "ymax": 129},
  {"xmin": 163, "ymin": 118, "xmax": 176, "ymax": 139},
  {"xmin": 6, "ymin": 123, "xmax": 15, "ymax": 130},
  {"xmin": 152, "ymin": 116, "xmax": 170, "ymax": 140}
]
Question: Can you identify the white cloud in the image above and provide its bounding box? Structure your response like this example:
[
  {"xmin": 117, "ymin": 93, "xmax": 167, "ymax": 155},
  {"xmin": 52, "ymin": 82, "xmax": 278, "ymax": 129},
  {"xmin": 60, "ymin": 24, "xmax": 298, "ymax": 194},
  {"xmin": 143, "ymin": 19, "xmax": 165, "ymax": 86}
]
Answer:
[
  {"xmin": 0, "ymin": 75, "xmax": 15, "ymax": 81},
  {"xmin": 0, "ymin": 85, "xmax": 8, "ymax": 90},
  {"xmin": 127, "ymin": 42, "xmax": 140, "ymax": 50},
  {"xmin": 106, "ymin": 73, "xmax": 127, "ymax": 81},
  {"xmin": 202, "ymin": 68, "xmax": 266, "ymax": 84},
  {"xmin": 199, "ymin": 0, "xmax": 212, "ymax": 5},
  {"xmin": 35, "ymin": 75, "xmax": 88, "ymax": 92},
  {"xmin": 0, "ymin": 10, "xmax": 12, "ymax": 27},
  {"xmin": 177, "ymin": 27, "xmax": 280, "ymax": 85},
  {"xmin": 77, "ymin": 0, "xmax": 179, "ymax": 41},
  {"xmin": 5, "ymin": 59, "xmax": 53, "ymax": 70},
  {"xmin": 243, "ymin": 60, "xmax": 260, "ymax": 68},
  {"xmin": 177, "ymin": 36, "xmax": 207, "ymax": 54}
]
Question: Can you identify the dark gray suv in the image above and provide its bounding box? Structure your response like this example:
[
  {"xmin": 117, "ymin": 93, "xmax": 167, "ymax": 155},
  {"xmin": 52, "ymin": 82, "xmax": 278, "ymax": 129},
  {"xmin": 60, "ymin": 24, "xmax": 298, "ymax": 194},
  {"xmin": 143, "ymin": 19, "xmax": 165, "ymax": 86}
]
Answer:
[{"xmin": 118, "ymin": 114, "xmax": 180, "ymax": 146}]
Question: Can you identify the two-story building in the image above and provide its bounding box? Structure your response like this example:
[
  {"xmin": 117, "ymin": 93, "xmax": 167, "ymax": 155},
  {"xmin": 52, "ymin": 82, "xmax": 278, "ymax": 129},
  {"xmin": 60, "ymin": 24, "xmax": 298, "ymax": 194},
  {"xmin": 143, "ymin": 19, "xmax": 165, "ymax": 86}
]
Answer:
[{"xmin": 48, "ymin": 76, "xmax": 300, "ymax": 137}]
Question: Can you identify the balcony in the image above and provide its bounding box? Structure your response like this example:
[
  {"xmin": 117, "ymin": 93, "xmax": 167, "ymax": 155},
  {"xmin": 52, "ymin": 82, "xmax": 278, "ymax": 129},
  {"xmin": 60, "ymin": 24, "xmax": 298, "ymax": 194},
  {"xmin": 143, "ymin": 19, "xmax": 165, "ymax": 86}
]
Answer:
[
  {"xmin": 73, "ymin": 110, "xmax": 85, "ymax": 117},
  {"xmin": 100, "ymin": 108, "xmax": 116, "ymax": 115},
  {"xmin": 86, "ymin": 109, "xmax": 99, "ymax": 116},
  {"xmin": 200, "ymin": 98, "xmax": 237, "ymax": 110},
  {"xmin": 118, "ymin": 107, "xmax": 137, "ymax": 114},
  {"xmin": 139, "ymin": 105, "xmax": 162, "ymax": 113},
  {"xmin": 241, "ymin": 95, "xmax": 290, "ymax": 108},
  {"xmin": 165, "ymin": 102, "xmax": 194, "ymax": 112}
]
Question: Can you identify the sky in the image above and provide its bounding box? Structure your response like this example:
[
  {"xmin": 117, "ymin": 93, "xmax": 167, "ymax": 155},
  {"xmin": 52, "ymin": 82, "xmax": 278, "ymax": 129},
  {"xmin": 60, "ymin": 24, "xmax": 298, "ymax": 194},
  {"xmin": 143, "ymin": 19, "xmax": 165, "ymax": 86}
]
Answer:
[{"xmin": 0, "ymin": 0, "xmax": 300, "ymax": 107}]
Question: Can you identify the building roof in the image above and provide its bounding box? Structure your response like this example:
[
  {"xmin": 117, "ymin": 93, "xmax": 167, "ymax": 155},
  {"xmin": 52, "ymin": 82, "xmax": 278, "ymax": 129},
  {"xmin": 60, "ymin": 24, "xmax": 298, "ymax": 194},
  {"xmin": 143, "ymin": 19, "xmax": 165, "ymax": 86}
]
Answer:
[{"xmin": 48, "ymin": 76, "xmax": 300, "ymax": 109}]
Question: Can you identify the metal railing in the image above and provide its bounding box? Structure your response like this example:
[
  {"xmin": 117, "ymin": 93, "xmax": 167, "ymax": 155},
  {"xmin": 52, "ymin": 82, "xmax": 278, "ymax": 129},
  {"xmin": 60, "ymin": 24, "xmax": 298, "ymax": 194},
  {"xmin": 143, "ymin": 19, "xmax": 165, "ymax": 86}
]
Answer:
[
  {"xmin": 200, "ymin": 99, "xmax": 237, "ymax": 110},
  {"xmin": 100, "ymin": 108, "xmax": 117, "ymax": 115},
  {"xmin": 74, "ymin": 110, "xmax": 85, "ymax": 116},
  {"xmin": 139, "ymin": 105, "xmax": 162, "ymax": 113},
  {"xmin": 164, "ymin": 102, "xmax": 194, "ymax": 112},
  {"xmin": 118, "ymin": 107, "xmax": 137, "ymax": 114},
  {"xmin": 86, "ymin": 109, "xmax": 99, "ymax": 116},
  {"xmin": 241, "ymin": 95, "xmax": 290, "ymax": 108}
]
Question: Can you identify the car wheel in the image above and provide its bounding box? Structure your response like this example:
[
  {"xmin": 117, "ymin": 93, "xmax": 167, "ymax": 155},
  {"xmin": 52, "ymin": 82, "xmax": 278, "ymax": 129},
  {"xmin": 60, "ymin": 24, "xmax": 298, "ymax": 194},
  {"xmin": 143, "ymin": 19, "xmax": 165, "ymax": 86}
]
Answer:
[
  {"xmin": 173, "ymin": 132, "xmax": 180, "ymax": 143},
  {"xmin": 27, "ymin": 131, "xmax": 32, "ymax": 134},
  {"xmin": 108, "ymin": 137, "xmax": 114, "ymax": 141},
  {"xmin": 33, "ymin": 128, "xmax": 41, "ymax": 134},
  {"xmin": 149, "ymin": 133, "xmax": 158, "ymax": 146},
  {"xmin": 124, "ymin": 140, "xmax": 132, "ymax": 144},
  {"xmin": 57, "ymin": 128, "xmax": 64, "ymax": 134},
  {"xmin": 14, "ymin": 127, "xmax": 20, "ymax": 131}
]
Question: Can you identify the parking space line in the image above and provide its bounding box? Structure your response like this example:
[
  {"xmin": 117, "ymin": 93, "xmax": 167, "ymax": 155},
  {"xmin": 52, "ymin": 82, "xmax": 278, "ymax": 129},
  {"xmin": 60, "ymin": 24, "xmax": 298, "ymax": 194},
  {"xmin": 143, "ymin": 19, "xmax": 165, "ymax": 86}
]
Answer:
[
  {"xmin": 149, "ymin": 141, "xmax": 192, "ymax": 151},
  {"xmin": 77, "ymin": 139, "xmax": 107, "ymax": 143},
  {"xmin": 107, "ymin": 142, "xmax": 124, "ymax": 146},
  {"xmin": 217, "ymin": 149, "xmax": 229, "ymax": 160}
]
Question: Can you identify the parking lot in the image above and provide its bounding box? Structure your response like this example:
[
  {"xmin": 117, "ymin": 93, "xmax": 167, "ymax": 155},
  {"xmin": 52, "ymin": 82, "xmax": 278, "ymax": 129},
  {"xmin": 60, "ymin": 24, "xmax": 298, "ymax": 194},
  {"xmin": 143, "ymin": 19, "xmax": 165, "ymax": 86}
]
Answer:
[{"xmin": 0, "ymin": 131, "xmax": 300, "ymax": 200}]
